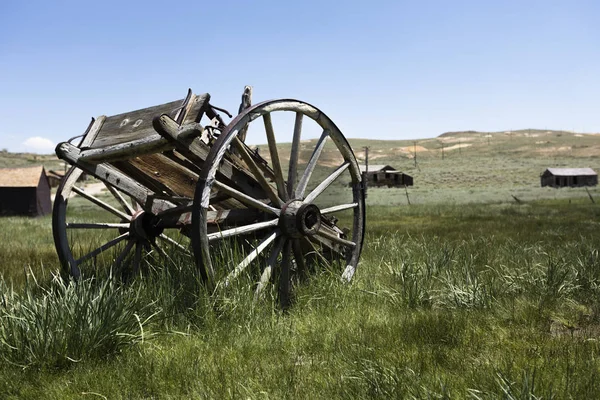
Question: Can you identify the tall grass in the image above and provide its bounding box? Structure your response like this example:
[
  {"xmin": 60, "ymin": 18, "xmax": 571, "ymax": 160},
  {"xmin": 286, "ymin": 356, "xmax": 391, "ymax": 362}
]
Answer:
[
  {"xmin": 2, "ymin": 200, "xmax": 600, "ymax": 398},
  {"xmin": 0, "ymin": 272, "xmax": 157, "ymax": 369}
]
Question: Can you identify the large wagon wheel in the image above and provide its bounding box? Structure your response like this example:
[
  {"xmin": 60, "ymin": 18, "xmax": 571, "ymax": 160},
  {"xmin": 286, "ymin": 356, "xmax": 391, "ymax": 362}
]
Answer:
[
  {"xmin": 192, "ymin": 99, "xmax": 365, "ymax": 308},
  {"xmin": 53, "ymin": 167, "xmax": 192, "ymax": 279}
]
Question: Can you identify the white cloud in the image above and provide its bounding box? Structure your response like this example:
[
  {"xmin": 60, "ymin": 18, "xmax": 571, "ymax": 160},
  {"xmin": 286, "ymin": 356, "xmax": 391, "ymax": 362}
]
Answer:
[{"xmin": 22, "ymin": 136, "xmax": 56, "ymax": 154}]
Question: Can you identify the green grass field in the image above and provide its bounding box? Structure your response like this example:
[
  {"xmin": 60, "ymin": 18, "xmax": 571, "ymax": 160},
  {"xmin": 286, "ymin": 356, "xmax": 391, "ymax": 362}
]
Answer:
[{"xmin": 2, "ymin": 131, "xmax": 600, "ymax": 398}]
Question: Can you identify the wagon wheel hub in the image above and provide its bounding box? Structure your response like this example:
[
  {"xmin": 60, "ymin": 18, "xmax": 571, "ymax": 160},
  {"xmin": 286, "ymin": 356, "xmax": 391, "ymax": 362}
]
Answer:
[
  {"xmin": 279, "ymin": 199, "xmax": 321, "ymax": 239},
  {"xmin": 128, "ymin": 210, "xmax": 164, "ymax": 241}
]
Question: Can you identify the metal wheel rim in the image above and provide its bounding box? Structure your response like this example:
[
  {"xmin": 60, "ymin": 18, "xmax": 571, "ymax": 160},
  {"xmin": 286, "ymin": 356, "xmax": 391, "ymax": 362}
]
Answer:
[{"xmin": 191, "ymin": 99, "xmax": 366, "ymax": 305}]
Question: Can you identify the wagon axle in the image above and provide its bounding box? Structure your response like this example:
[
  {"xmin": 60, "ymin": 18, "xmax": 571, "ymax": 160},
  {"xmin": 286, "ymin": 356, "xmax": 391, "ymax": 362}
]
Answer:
[
  {"xmin": 279, "ymin": 200, "xmax": 321, "ymax": 239},
  {"xmin": 127, "ymin": 210, "xmax": 164, "ymax": 242}
]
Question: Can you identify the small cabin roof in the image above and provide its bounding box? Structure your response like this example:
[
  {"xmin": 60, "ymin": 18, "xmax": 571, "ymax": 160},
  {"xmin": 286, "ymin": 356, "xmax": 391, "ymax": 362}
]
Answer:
[
  {"xmin": 0, "ymin": 166, "xmax": 46, "ymax": 187},
  {"xmin": 358, "ymin": 164, "xmax": 395, "ymax": 173},
  {"xmin": 47, "ymin": 170, "xmax": 65, "ymax": 178},
  {"xmin": 545, "ymin": 168, "xmax": 597, "ymax": 176}
]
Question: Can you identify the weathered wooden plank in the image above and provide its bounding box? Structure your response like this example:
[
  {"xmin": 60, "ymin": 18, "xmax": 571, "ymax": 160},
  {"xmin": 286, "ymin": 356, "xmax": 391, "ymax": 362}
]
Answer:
[
  {"xmin": 153, "ymin": 115, "xmax": 269, "ymax": 203},
  {"xmin": 80, "ymin": 116, "xmax": 106, "ymax": 147},
  {"xmin": 79, "ymin": 134, "xmax": 173, "ymax": 163},
  {"xmin": 236, "ymin": 86, "xmax": 252, "ymax": 143},
  {"xmin": 111, "ymin": 160, "xmax": 175, "ymax": 198},
  {"xmin": 89, "ymin": 99, "xmax": 184, "ymax": 149},
  {"xmin": 56, "ymin": 142, "xmax": 176, "ymax": 214},
  {"xmin": 182, "ymin": 93, "xmax": 210, "ymax": 125},
  {"xmin": 76, "ymin": 93, "xmax": 209, "ymax": 161},
  {"xmin": 124, "ymin": 153, "xmax": 198, "ymax": 199}
]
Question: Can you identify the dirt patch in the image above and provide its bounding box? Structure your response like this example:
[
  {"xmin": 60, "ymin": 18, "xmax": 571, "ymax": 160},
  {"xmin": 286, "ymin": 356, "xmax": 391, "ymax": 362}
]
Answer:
[
  {"xmin": 81, "ymin": 182, "xmax": 106, "ymax": 196},
  {"xmin": 438, "ymin": 136, "xmax": 475, "ymax": 144},
  {"xmin": 444, "ymin": 143, "xmax": 472, "ymax": 151},
  {"xmin": 396, "ymin": 145, "xmax": 428, "ymax": 153},
  {"xmin": 51, "ymin": 182, "xmax": 106, "ymax": 201}
]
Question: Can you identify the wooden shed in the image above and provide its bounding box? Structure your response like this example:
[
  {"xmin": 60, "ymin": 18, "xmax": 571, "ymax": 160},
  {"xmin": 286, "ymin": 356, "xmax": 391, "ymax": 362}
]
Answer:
[
  {"xmin": 359, "ymin": 164, "xmax": 413, "ymax": 187},
  {"xmin": 0, "ymin": 166, "xmax": 52, "ymax": 216},
  {"xmin": 541, "ymin": 168, "xmax": 598, "ymax": 188}
]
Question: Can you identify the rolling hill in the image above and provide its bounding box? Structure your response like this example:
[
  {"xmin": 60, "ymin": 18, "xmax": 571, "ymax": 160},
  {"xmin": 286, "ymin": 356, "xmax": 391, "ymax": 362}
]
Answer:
[{"xmin": 2, "ymin": 128, "xmax": 599, "ymax": 205}]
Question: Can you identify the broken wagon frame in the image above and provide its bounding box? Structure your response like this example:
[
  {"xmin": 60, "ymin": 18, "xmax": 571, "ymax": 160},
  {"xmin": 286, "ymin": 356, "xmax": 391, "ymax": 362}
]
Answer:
[{"xmin": 53, "ymin": 88, "xmax": 365, "ymax": 307}]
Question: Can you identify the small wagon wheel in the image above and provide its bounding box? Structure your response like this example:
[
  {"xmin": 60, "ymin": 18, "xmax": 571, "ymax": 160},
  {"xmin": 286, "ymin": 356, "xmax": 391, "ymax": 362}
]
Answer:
[
  {"xmin": 192, "ymin": 99, "xmax": 365, "ymax": 308},
  {"xmin": 53, "ymin": 166, "xmax": 192, "ymax": 279}
]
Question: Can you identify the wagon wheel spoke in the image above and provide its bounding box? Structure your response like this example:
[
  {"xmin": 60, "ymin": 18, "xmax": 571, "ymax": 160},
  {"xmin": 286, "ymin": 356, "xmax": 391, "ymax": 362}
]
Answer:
[
  {"xmin": 72, "ymin": 186, "xmax": 131, "ymax": 221},
  {"xmin": 66, "ymin": 222, "xmax": 130, "ymax": 230},
  {"xmin": 320, "ymin": 203, "xmax": 359, "ymax": 214},
  {"xmin": 292, "ymin": 239, "xmax": 307, "ymax": 277},
  {"xmin": 75, "ymin": 232, "xmax": 130, "ymax": 266},
  {"xmin": 279, "ymin": 240, "xmax": 293, "ymax": 309},
  {"xmin": 255, "ymin": 236, "xmax": 286, "ymax": 298},
  {"xmin": 301, "ymin": 237, "xmax": 332, "ymax": 268},
  {"xmin": 114, "ymin": 239, "xmax": 136, "ymax": 273},
  {"xmin": 315, "ymin": 228, "xmax": 356, "ymax": 249},
  {"xmin": 150, "ymin": 240, "xmax": 170, "ymax": 259},
  {"xmin": 263, "ymin": 114, "xmax": 288, "ymax": 201},
  {"xmin": 295, "ymin": 129, "xmax": 329, "ymax": 199},
  {"xmin": 287, "ymin": 112, "xmax": 303, "ymax": 198},
  {"xmin": 232, "ymin": 136, "xmax": 283, "ymax": 207},
  {"xmin": 158, "ymin": 233, "xmax": 190, "ymax": 254},
  {"xmin": 131, "ymin": 242, "xmax": 144, "ymax": 275},
  {"xmin": 304, "ymin": 162, "xmax": 350, "ymax": 204},
  {"xmin": 224, "ymin": 230, "xmax": 280, "ymax": 286},
  {"xmin": 207, "ymin": 219, "xmax": 279, "ymax": 242},
  {"xmin": 213, "ymin": 180, "xmax": 279, "ymax": 216},
  {"xmin": 130, "ymin": 196, "xmax": 142, "ymax": 211},
  {"xmin": 105, "ymin": 183, "xmax": 136, "ymax": 215}
]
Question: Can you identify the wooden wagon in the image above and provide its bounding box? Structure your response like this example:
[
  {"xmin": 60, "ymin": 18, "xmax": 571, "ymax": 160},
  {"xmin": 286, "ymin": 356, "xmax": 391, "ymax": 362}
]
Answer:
[{"xmin": 53, "ymin": 87, "xmax": 365, "ymax": 307}]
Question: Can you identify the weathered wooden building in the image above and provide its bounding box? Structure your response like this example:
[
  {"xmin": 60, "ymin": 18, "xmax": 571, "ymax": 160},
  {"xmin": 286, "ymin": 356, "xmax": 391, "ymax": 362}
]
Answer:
[
  {"xmin": 0, "ymin": 166, "xmax": 52, "ymax": 216},
  {"xmin": 359, "ymin": 164, "xmax": 413, "ymax": 187},
  {"xmin": 541, "ymin": 168, "xmax": 598, "ymax": 188}
]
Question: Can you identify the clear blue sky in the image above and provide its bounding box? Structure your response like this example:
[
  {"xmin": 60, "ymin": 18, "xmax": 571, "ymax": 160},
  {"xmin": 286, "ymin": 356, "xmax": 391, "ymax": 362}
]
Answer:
[{"xmin": 1, "ymin": 0, "xmax": 598, "ymax": 153}]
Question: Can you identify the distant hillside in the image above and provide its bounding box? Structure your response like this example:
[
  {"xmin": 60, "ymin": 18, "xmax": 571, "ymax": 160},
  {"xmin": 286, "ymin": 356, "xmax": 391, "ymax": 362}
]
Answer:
[
  {"xmin": 0, "ymin": 151, "xmax": 64, "ymax": 172},
  {"xmin": 342, "ymin": 129, "xmax": 600, "ymax": 164},
  {"xmin": 3, "ymin": 128, "xmax": 600, "ymax": 205},
  {"xmin": 438, "ymin": 129, "xmax": 599, "ymax": 138}
]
